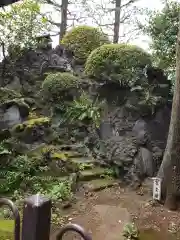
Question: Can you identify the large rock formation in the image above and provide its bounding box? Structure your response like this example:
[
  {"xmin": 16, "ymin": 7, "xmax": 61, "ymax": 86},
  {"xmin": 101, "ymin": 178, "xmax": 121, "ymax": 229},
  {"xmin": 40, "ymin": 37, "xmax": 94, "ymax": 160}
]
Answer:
[
  {"xmin": 83, "ymin": 69, "xmax": 172, "ymax": 186},
  {"xmin": 0, "ymin": 37, "xmax": 172, "ymax": 188}
]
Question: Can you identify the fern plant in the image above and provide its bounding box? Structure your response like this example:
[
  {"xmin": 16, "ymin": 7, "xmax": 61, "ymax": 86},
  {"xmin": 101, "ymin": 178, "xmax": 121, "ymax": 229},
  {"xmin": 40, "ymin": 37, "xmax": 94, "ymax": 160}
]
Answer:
[
  {"xmin": 131, "ymin": 83, "xmax": 163, "ymax": 115},
  {"xmin": 64, "ymin": 92, "xmax": 105, "ymax": 127}
]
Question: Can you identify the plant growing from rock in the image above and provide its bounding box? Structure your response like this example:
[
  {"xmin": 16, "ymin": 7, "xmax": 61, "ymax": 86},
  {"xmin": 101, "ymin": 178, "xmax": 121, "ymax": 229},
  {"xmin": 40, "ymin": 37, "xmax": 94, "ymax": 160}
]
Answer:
[
  {"xmin": 123, "ymin": 223, "xmax": 139, "ymax": 240},
  {"xmin": 85, "ymin": 43, "xmax": 152, "ymax": 87},
  {"xmin": 64, "ymin": 92, "xmax": 105, "ymax": 128},
  {"xmin": 61, "ymin": 25, "xmax": 110, "ymax": 62}
]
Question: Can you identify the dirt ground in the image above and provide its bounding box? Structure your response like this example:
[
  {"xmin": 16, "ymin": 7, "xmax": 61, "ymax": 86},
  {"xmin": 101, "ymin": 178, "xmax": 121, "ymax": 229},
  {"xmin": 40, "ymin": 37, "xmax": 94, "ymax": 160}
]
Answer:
[{"xmin": 51, "ymin": 181, "xmax": 180, "ymax": 240}]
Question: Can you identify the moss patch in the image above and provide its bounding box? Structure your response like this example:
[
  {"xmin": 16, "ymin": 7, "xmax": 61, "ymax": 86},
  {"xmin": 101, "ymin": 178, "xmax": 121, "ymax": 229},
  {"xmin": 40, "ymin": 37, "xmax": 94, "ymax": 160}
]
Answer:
[
  {"xmin": 0, "ymin": 220, "xmax": 14, "ymax": 240},
  {"xmin": 11, "ymin": 117, "xmax": 51, "ymax": 143}
]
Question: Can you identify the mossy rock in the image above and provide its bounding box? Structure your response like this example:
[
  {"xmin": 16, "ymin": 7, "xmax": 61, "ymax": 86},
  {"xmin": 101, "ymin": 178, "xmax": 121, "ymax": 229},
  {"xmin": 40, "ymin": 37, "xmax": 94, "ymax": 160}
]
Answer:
[
  {"xmin": 79, "ymin": 167, "xmax": 107, "ymax": 181},
  {"xmin": 11, "ymin": 117, "xmax": 51, "ymax": 143},
  {"xmin": 85, "ymin": 43, "xmax": 152, "ymax": 86},
  {"xmin": 41, "ymin": 146, "xmax": 79, "ymax": 175},
  {"xmin": 41, "ymin": 72, "xmax": 78, "ymax": 102},
  {"xmin": 0, "ymin": 88, "xmax": 21, "ymax": 105},
  {"xmin": 50, "ymin": 152, "xmax": 79, "ymax": 175},
  {"xmin": 61, "ymin": 25, "xmax": 110, "ymax": 62},
  {"xmin": 0, "ymin": 99, "xmax": 30, "ymax": 118}
]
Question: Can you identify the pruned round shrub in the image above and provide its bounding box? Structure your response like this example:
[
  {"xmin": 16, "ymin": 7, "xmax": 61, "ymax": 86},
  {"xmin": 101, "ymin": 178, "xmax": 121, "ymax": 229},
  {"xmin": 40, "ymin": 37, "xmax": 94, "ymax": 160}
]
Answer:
[
  {"xmin": 61, "ymin": 25, "xmax": 110, "ymax": 62},
  {"xmin": 41, "ymin": 72, "xmax": 78, "ymax": 101},
  {"xmin": 85, "ymin": 44, "xmax": 152, "ymax": 86}
]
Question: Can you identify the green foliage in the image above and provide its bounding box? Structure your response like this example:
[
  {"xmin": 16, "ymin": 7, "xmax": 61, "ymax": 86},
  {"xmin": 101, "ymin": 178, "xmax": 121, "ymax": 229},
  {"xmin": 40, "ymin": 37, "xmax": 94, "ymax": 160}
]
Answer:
[
  {"xmin": 0, "ymin": 155, "xmax": 42, "ymax": 193},
  {"xmin": 0, "ymin": 0, "xmax": 50, "ymax": 59},
  {"xmin": 85, "ymin": 43, "xmax": 152, "ymax": 86},
  {"xmin": 61, "ymin": 25, "xmax": 110, "ymax": 62},
  {"xmin": 131, "ymin": 84, "xmax": 164, "ymax": 115},
  {"xmin": 0, "ymin": 152, "xmax": 73, "ymax": 202},
  {"xmin": 64, "ymin": 92, "xmax": 105, "ymax": 127},
  {"xmin": 46, "ymin": 181, "xmax": 73, "ymax": 201},
  {"xmin": 79, "ymin": 162, "xmax": 94, "ymax": 171},
  {"xmin": 123, "ymin": 223, "xmax": 139, "ymax": 240},
  {"xmin": 42, "ymin": 72, "xmax": 78, "ymax": 102},
  {"xmin": 100, "ymin": 168, "xmax": 115, "ymax": 179},
  {"xmin": 141, "ymin": 1, "xmax": 179, "ymax": 82},
  {"xmin": 0, "ymin": 88, "xmax": 21, "ymax": 104}
]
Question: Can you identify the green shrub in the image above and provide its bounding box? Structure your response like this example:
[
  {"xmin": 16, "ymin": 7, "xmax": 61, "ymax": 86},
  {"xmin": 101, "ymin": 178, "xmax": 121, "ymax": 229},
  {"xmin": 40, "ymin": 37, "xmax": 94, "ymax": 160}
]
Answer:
[
  {"xmin": 64, "ymin": 92, "xmax": 105, "ymax": 127},
  {"xmin": 61, "ymin": 25, "xmax": 110, "ymax": 62},
  {"xmin": 85, "ymin": 44, "xmax": 152, "ymax": 86},
  {"xmin": 41, "ymin": 72, "xmax": 78, "ymax": 102}
]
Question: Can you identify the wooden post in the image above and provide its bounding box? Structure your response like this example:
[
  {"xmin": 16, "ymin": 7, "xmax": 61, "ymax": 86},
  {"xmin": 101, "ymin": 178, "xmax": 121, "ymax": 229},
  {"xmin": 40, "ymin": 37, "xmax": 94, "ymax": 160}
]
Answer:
[{"xmin": 21, "ymin": 194, "xmax": 51, "ymax": 240}]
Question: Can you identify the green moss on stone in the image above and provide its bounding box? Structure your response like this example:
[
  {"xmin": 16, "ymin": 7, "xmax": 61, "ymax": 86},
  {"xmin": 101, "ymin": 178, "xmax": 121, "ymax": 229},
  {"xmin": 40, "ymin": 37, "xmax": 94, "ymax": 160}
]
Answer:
[
  {"xmin": 0, "ymin": 88, "xmax": 21, "ymax": 105},
  {"xmin": 11, "ymin": 117, "xmax": 51, "ymax": 143}
]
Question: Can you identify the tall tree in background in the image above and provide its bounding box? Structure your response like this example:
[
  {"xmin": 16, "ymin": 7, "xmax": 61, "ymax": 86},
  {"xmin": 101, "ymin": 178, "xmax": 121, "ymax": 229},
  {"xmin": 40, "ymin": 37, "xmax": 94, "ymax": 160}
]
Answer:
[
  {"xmin": 157, "ymin": 14, "xmax": 180, "ymax": 210},
  {"xmin": 81, "ymin": 0, "xmax": 139, "ymax": 42},
  {"xmin": 60, "ymin": 0, "xmax": 68, "ymax": 40},
  {"xmin": 113, "ymin": 0, "xmax": 121, "ymax": 43},
  {"xmin": 41, "ymin": 0, "xmax": 139, "ymax": 43}
]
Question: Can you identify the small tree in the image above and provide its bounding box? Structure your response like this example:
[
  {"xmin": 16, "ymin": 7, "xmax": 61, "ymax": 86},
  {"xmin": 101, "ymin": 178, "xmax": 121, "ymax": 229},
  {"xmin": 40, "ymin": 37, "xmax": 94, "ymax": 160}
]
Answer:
[
  {"xmin": 140, "ymin": 1, "xmax": 179, "ymax": 83},
  {"xmin": 0, "ymin": 0, "xmax": 50, "ymax": 60}
]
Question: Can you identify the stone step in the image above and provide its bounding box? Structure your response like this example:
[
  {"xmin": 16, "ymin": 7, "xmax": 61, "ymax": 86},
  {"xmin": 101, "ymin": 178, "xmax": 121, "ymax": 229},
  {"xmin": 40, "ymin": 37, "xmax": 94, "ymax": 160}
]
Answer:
[
  {"xmin": 64, "ymin": 151, "xmax": 84, "ymax": 158},
  {"xmin": 71, "ymin": 156, "xmax": 95, "ymax": 164},
  {"xmin": 82, "ymin": 179, "xmax": 117, "ymax": 192},
  {"xmin": 59, "ymin": 143, "xmax": 86, "ymax": 151},
  {"xmin": 32, "ymin": 175, "xmax": 68, "ymax": 182},
  {"xmin": 79, "ymin": 167, "xmax": 107, "ymax": 181}
]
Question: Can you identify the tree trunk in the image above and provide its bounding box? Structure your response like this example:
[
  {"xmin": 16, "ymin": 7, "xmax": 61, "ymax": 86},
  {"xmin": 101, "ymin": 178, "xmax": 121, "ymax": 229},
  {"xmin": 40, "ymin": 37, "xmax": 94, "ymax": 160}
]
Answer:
[
  {"xmin": 157, "ymin": 16, "xmax": 180, "ymax": 210},
  {"xmin": 59, "ymin": 0, "xmax": 68, "ymax": 41},
  {"xmin": 113, "ymin": 0, "xmax": 121, "ymax": 43}
]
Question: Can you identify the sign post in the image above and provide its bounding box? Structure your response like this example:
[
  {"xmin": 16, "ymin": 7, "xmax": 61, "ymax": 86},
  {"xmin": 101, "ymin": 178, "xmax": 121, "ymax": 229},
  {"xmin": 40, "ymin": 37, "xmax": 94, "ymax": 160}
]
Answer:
[{"xmin": 152, "ymin": 177, "xmax": 162, "ymax": 201}]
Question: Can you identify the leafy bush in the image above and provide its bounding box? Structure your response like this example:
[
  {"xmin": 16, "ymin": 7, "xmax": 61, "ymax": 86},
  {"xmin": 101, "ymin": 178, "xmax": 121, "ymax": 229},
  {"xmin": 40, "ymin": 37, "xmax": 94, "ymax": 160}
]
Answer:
[
  {"xmin": 85, "ymin": 44, "xmax": 152, "ymax": 86},
  {"xmin": 42, "ymin": 72, "xmax": 78, "ymax": 102},
  {"xmin": 123, "ymin": 223, "xmax": 139, "ymax": 240},
  {"xmin": 0, "ymin": 155, "xmax": 42, "ymax": 193},
  {"xmin": 61, "ymin": 25, "xmax": 110, "ymax": 62},
  {"xmin": 46, "ymin": 181, "xmax": 73, "ymax": 201},
  {"xmin": 141, "ymin": 1, "xmax": 179, "ymax": 79},
  {"xmin": 64, "ymin": 92, "xmax": 105, "ymax": 127}
]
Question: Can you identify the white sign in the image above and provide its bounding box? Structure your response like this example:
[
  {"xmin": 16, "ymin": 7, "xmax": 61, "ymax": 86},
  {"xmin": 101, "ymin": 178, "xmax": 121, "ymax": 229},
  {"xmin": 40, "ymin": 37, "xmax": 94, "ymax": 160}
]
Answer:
[{"xmin": 152, "ymin": 177, "xmax": 162, "ymax": 201}]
